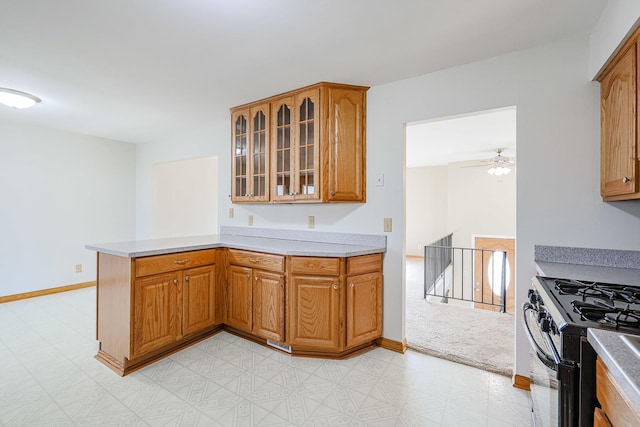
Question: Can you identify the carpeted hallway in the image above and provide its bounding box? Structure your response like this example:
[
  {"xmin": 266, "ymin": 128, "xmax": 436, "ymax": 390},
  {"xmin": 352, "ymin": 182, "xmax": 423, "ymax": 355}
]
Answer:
[{"xmin": 405, "ymin": 257, "xmax": 515, "ymax": 377}]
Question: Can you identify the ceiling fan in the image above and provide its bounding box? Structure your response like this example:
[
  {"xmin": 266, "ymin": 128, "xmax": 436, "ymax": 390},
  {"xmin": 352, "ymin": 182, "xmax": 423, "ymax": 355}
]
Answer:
[{"xmin": 463, "ymin": 148, "xmax": 515, "ymax": 175}]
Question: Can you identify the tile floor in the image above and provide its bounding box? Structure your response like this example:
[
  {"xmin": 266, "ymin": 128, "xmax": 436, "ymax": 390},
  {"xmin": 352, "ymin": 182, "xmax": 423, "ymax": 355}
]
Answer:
[{"xmin": 0, "ymin": 287, "xmax": 532, "ymax": 426}]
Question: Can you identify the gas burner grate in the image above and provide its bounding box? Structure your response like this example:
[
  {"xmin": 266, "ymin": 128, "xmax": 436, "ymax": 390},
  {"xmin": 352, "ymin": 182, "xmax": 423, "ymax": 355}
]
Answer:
[
  {"xmin": 571, "ymin": 300, "xmax": 640, "ymax": 329},
  {"xmin": 554, "ymin": 279, "xmax": 640, "ymax": 305}
]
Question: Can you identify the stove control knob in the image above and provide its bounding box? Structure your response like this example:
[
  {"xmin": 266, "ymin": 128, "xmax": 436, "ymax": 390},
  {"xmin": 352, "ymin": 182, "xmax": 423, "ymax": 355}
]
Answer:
[
  {"xmin": 540, "ymin": 317, "xmax": 551, "ymax": 333},
  {"xmin": 528, "ymin": 289, "xmax": 538, "ymax": 305}
]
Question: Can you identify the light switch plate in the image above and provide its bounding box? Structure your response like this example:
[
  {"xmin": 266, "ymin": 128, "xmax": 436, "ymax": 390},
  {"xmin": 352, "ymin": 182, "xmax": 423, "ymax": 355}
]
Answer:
[
  {"xmin": 376, "ymin": 173, "xmax": 385, "ymax": 187},
  {"xmin": 229, "ymin": 208, "xmax": 234, "ymax": 218},
  {"xmin": 308, "ymin": 215, "xmax": 315, "ymax": 228},
  {"xmin": 384, "ymin": 217, "xmax": 392, "ymax": 232},
  {"xmin": 248, "ymin": 215, "xmax": 253, "ymax": 226}
]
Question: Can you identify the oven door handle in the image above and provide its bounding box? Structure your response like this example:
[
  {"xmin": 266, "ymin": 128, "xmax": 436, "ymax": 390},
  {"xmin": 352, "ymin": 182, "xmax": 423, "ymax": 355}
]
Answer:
[{"xmin": 522, "ymin": 302, "xmax": 558, "ymax": 371}]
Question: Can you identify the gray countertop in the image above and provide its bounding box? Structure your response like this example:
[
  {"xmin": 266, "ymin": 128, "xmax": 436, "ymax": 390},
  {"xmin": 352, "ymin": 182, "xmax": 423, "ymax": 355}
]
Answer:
[
  {"xmin": 535, "ymin": 262, "xmax": 640, "ymax": 287},
  {"xmin": 587, "ymin": 329, "xmax": 640, "ymax": 416},
  {"xmin": 86, "ymin": 233, "xmax": 387, "ymax": 258}
]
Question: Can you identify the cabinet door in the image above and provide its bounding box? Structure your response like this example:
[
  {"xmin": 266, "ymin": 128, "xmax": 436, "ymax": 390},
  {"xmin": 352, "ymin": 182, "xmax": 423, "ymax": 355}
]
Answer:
[
  {"xmin": 327, "ymin": 87, "xmax": 366, "ymax": 202},
  {"xmin": 271, "ymin": 97, "xmax": 295, "ymax": 201},
  {"xmin": 182, "ymin": 265, "xmax": 216, "ymax": 336},
  {"xmin": 228, "ymin": 265, "xmax": 253, "ymax": 332},
  {"xmin": 252, "ymin": 270, "xmax": 285, "ymax": 342},
  {"xmin": 133, "ymin": 272, "xmax": 180, "ymax": 357},
  {"xmin": 600, "ymin": 44, "xmax": 638, "ymax": 197},
  {"xmin": 346, "ymin": 272, "xmax": 382, "ymax": 348},
  {"xmin": 249, "ymin": 105, "xmax": 270, "ymax": 202},
  {"xmin": 232, "ymin": 109, "xmax": 251, "ymax": 202},
  {"xmin": 289, "ymin": 275, "xmax": 341, "ymax": 350},
  {"xmin": 293, "ymin": 89, "xmax": 320, "ymax": 201}
]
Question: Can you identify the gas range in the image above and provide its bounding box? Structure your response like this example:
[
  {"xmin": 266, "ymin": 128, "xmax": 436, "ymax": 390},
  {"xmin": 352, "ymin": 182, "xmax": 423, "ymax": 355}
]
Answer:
[{"xmin": 526, "ymin": 276, "xmax": 640, "ymax": 427}]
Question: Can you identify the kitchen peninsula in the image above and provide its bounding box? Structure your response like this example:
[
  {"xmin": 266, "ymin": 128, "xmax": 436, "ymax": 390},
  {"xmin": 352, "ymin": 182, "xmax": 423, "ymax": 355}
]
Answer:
[{"xmin": 87, "ymin": 227, "xmax": 386, "ymax": 375}]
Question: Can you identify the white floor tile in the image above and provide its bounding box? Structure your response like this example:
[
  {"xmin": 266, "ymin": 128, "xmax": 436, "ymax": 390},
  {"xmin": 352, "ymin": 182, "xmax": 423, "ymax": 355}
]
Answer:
[{"xmin": 0, "ymin": 287, "xmax": 533, "ymax": 426}]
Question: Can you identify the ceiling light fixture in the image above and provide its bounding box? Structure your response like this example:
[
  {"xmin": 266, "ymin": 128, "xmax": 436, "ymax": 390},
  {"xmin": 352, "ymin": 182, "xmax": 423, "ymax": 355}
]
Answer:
[
  {"xmin": 486, "ymin": 148, "xmax": 513, "ymax": 176},
  {"xmin": 0, "ymin": 87, "xmax": 42, "ymax": 109}
]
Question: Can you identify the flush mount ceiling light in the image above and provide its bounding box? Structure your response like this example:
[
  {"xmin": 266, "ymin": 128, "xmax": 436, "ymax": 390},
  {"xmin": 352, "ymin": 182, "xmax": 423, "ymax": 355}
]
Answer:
[{"xmin": 0, "ymin": 87, "xmax": 42, "ymax": 109}]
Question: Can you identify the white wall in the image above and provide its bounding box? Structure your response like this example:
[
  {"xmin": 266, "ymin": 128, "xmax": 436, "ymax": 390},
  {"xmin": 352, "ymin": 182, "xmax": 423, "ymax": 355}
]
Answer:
[
  {"xmin": 368, "ymin": 35, "xmax": 640, "ymax": 378},
  {"xmin": 447, "ymin": 161, "xmax": 516, "ymax": 249},
  {"xmin": 405, "ymin": 166, "xmax": 448, "ymax": 256},
  {"xmin": 589, "ymin": 0, "xmax": 640, "ymax": 78},
  {"xmin": 0, "ymin": 120, "xmax": 135, "ymax": 297},
  {"xmin": 136, "ymin": 35, "xmax": 640, "ymax": 378},
  {"xmin": 151, "ymin": 157, "xmax": 218, "ymax": 239}
]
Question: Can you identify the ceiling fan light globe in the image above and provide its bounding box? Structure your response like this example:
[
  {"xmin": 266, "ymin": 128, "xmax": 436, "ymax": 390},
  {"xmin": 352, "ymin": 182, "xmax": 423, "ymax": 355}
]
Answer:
[{"xmin": 487, "ymin": 167, "xmax": 497, "ymax": 175}]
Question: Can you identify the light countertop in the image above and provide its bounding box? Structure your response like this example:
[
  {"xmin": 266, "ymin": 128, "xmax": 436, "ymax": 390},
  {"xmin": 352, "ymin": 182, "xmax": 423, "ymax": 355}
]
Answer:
[
  {"xmin": 587, "ymin": 329, "xmax": 640, "ymax": 415},
  {"xmin": 86, "ymin": 233, "xmax": 387, "ymax": 258},
  {"xmin": 535, "ymin": 262, "xmax": 640, "ymax": 287}
]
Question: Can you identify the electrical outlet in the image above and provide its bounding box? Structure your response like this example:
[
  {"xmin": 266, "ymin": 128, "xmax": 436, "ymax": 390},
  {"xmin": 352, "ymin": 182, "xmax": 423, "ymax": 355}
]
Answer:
[
  {"xmin": 229, "ymin": 208, "xmax": 234, "ymax": 218},
  {"xmin": 384, "ymin": 217, "xmax": 392, "ymax": 232},
  {"xmin": 248, "ymin": 215, "xmax": 253, "ymax": 226},
  {"xmin": 308, "ymin": 215, "xmax": 315, "ymax": 228},
  {"xmin": 75, "ymin": 264, "xmax": 82, "ymax": 273}
]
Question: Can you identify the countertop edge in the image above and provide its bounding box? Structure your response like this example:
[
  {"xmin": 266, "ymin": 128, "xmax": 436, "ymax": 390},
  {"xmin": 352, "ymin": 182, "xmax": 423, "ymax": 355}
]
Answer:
[
  {"xmin": 85, "ymin": 240, "xmax": 386, "ymax": 258},
  {"xmin": 587, "ymin": 329, "xmax": 640, "ymax": 416}
]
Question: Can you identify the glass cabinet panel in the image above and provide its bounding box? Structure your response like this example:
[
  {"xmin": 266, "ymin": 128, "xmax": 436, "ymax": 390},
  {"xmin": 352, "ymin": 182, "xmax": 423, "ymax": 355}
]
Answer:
[
  {"xmin": 252, "ymin": 110, "xmax": 267, "ymax": 198},
  {"xmin": 274, "ymin": 103, "xmax": 292, "ymax": 197},
  {"xmin": 297, "ymin": 97, "xmax": 315, "ymax": 195},
  {"xmin": 234, "ymin": 114, "xmax": 248, "ymax": 198}
]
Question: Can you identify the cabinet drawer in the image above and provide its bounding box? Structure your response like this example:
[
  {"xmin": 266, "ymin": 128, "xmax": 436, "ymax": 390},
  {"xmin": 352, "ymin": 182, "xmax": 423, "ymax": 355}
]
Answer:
[
  {"xmin": 228, "ymin": 249, "xmax": 284, "ymax": 273},
  {"xmin": 347, "ymin": 253, "xmax": 382, "ymax": 275},
  {"xmin": 135, "ymin": 249, "xmax": 216, "ymax": 277},
  {"xmin": 289, "ymin": 257, "xmax": 340, "ymax": 275}
]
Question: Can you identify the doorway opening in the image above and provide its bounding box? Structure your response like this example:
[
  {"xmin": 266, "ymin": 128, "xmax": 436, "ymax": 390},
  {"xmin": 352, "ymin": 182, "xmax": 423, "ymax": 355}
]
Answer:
[{"xmin": 404, "ymin": 106, "xmax": 517, "ymax": 376}]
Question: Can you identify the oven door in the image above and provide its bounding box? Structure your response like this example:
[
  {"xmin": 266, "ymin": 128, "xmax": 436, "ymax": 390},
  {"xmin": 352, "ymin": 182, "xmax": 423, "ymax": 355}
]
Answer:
[{"xmin": 523, "ymin": 302, "xmax": 576, "ymax": 427}]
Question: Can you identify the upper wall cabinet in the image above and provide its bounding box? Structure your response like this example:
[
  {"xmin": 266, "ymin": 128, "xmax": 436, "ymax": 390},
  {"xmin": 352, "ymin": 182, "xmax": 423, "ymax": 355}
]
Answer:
[
  {"xmin": 597, "ymin": 28, "xmax": 640, "ymax": 201},
  {"xmin": 230, "ymin": 82, "xmax": 368, "ymax": 203}
]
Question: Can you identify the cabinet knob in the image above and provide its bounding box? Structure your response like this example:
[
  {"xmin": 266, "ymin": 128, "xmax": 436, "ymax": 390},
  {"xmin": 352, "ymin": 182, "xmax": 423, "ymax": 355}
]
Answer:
[
  {"xmin": 246, "ymin": 273, "xmax": 251, "ymax": 278},
  {"xmin": 173, "ymin": 279, "xmax": 178, "ymax": 284},
  {"xmin": 330, "ymin": 191, "xmax": 335, "ymax": 196},
  {"xmin": 255, "ymin": 276, "xmax": 259, "ymax": 281},
  {"xmin": 623, "ymin": 177, "xmax": 632, "ymax": 183},
  {"xmin": 349, "ymin": 283, "xmax": 354, "ymax": 288},
  {"xmin": 333, "ymin": 284, "xmax": 339, "ymax": 290},
  {"xmin": 185, "ymin": 276, "xmax": 189, "ymax": 281}
]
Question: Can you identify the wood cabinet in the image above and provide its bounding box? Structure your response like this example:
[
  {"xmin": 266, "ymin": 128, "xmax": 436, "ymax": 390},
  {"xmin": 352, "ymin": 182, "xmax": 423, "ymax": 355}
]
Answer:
[
  {"xmin": 227, "ymin": 249, "xmax": 285, "ymax": 342},
  {"xmin": 96, "ymin": 249, "xmax": 221, "ymax": 375},
  {"xmin": 231, "ymin": 82, "xmax": 368, "ymax": 204},
  {"xmin": 598, "ymin": 28, "xmax": 640, "ymax": 201},
  {"xmin": 288, "ymin": 253, "xmax": 382, "ymax": 355},
  {"xmin": 595, "ymin": 356, "xmax": 640, "ymax": 427}
]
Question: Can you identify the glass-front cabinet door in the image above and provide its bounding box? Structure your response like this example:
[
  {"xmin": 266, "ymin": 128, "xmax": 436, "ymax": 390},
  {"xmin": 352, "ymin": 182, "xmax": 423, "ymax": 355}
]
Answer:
[
  {"xmin": 271, "ymin": 97, "xmax": 294, "ymax": 201},
  {"xmin": 231, "ymin": 109, "xmax": 249, "ymax": 202},
  {"xmin": 231, "ymin": 105, "xmax": 270, "ymax": 202},
  {"xmin": 249, "ymin": 105, "xmax": 269, "ymax": 202},
  {"xmin": 293, "ymin": 89, "xmax": 320, "ymax": 201}
]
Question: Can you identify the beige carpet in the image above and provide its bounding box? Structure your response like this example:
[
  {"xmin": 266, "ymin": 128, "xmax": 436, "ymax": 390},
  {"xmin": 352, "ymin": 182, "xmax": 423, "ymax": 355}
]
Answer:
[{"xmin": 405, "ymin": 259, "xmax": 514, "ymax": 377}]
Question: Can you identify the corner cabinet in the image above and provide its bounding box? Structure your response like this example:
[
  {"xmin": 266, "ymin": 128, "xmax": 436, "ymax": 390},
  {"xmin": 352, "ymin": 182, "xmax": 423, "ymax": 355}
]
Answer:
[
  {"xmin": 230, "ymin": 82, "xmax": 368, "ymax": 203},
  {"xmin": 598, "ymin": 28, "xmax": 640, "ymax": 201},
  {"xmin": 95, "ymin": 249, "xmax": 223, "ymax": 375}
]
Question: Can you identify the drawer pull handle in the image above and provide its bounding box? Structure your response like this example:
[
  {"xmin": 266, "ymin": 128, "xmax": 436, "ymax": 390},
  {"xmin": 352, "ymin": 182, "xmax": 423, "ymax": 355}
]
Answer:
[
  {"xmin": 173, "ymin": 259, "xmax": 188, "ymax": 265},
  {"xmin": 623, "ymin": 177, "xmax": 632, "ymax": 183},
  {"xmin": 249, "ymin": 259, "xmax": 260, "ymax": 263}
]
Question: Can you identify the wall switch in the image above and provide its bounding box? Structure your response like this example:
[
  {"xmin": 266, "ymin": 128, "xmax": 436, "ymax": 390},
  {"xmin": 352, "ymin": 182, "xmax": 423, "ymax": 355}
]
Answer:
[
  {"xmin": 308, "ymin": 215, "xmax": 315, "ymax": 228},
  {"xmin": 229, "ymin": 208, "xmax": 234, "ymax": 218},
  {"xmin": 384, "ymin": 217, "xmax": 392, "ymax": 232},
  {"xmin": 75, "ymin": 264, "xmax": 82, "ymax": 273},
  {"xmin": 248, "ymin": 215, "xmax": 253, "ymax": 226},
  {"xmin": 376, "ymin": 173, "xmax": 385, "ymax": 187}
]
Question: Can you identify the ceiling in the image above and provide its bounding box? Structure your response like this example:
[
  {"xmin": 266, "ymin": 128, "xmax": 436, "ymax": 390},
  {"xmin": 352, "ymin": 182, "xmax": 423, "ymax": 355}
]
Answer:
[
  {"xmin": 0, "ymin": 0, "xmax": 606, "ymax": 144},
  {"xmin": 406, "ymin": 107, "xmax": 517, "ymax": 168}
]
